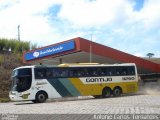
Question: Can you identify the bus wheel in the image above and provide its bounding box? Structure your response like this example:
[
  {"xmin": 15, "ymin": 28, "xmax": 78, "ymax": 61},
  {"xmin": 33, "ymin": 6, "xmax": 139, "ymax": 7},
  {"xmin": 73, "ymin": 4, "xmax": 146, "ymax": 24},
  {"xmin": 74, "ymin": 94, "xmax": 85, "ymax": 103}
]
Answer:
[
  {"xmin": 35, "ymin": 91, "xmax": 47, "ymax": 103},
  {"xmin": 102, "ymin": 87, "xmax": 112, "ymax": 98},
  {"xmin": 113, "ymin": 87, "xmax": 122, "ymax": 97}
]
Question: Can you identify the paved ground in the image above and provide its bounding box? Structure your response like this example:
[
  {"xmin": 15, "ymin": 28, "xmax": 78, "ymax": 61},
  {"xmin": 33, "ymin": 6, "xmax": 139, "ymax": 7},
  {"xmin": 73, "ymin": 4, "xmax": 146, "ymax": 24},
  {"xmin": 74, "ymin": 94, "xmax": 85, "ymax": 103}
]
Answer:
[{"xmin": 0, "ymin": 92, "xmax": 160, "ymax": 120}]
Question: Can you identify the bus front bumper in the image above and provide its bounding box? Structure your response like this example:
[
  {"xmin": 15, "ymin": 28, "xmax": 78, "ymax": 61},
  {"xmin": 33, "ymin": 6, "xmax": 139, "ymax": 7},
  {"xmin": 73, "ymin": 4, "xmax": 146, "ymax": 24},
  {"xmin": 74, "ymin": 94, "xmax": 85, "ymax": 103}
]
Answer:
[
  {"xmin": 9, "ymin": 91, "xmax": 33, "ymax": 101},
  {"xmin": 9, "ymin": 91, "xmax": 24, "ymax": 101}
]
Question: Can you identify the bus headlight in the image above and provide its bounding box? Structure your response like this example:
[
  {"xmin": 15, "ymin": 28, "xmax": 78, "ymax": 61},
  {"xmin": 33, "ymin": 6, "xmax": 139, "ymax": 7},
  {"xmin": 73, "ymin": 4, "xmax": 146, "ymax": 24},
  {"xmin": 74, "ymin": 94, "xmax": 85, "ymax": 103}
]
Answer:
[{"xmin": 10, "ymin": 92, "xmax": 16, "ymax": 95}]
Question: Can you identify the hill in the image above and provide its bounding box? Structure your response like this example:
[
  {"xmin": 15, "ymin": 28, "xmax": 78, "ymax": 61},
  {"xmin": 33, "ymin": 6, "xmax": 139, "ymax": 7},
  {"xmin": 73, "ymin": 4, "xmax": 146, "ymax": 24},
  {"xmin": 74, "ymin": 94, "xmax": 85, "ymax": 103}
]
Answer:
[
  {"xmin": 0, "ymin": 38, "xmax": 36, "ymax": 101},
  {"xmin": 0, "ymin": 51, "xmax": 25, "ymax": 99}
]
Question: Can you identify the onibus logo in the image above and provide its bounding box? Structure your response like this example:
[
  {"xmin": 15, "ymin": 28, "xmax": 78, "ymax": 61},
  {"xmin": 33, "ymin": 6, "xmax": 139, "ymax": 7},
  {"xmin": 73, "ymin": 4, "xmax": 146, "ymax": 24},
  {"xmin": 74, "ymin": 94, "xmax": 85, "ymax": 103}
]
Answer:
[{"xmin": 33, "ymin": 51, "xmax": 40, "ymax": 58}]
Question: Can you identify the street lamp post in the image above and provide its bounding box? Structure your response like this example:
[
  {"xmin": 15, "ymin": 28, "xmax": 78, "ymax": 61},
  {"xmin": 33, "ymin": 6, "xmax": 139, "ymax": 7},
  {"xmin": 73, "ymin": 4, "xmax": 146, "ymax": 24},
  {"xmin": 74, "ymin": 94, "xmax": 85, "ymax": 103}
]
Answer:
[{"xmin": 17, "ymin": 25, "xmax": 20, "ymax": 41}]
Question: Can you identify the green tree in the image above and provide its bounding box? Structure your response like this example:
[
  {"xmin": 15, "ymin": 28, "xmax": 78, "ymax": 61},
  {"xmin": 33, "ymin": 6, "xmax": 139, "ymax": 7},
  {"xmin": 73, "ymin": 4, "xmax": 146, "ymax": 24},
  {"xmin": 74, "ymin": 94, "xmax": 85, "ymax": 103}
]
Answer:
[
  {"xmin": 0, "ymin": 39, "xmax": 6, "ymax": 51},
  {"xmin": 146, "ymin": 53, "xmax": 154, "ymax": 58},
  {"xmin": 0, "ymin": 38, "xmax": 37, "ymax": 53}
]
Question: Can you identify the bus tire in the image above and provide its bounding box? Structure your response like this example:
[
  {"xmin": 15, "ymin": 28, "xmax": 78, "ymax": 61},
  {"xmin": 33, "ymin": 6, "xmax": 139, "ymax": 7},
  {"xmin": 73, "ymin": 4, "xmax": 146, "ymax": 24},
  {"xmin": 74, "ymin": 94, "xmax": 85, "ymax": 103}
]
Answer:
[
  {"xmin": 113, "ymin": 87, "xmax": 122, "ymax": 97},
  {"xmin": 102, "ymin": 87, "xmax": 112, "ymax": 98},
  {"xmin": 35, "ymin": 91, "xmax": 48, "ymax": 103}
]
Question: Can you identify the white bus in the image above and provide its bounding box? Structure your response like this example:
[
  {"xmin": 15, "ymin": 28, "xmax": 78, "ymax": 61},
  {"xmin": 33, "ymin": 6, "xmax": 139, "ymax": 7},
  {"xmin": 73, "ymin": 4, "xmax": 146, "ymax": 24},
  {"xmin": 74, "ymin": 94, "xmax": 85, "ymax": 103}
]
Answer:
[{"xmin": 9, "ymin": 63, "xmax": 138, "ymax": 103}]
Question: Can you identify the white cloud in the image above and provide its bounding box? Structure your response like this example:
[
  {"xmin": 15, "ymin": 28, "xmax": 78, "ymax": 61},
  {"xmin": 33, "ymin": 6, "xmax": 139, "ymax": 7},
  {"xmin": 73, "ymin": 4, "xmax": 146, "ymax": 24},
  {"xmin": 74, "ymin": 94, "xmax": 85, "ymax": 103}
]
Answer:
[
  {"xmin": 58, "ymin": 0, "xmax": 132, "ymax": 27},
  {"xmin": 0, "ymin": 0, "xmax": 160, "ymax": 57},
  {"xmin": 133, "ymin": 53, "xmax": 144, "ymax": 57},
  {"xmin": 127, "ymin": 0, "xmax": 160, "ymax": 30},
  {"xmin": 0, "ymin": 0, "xmax": 61, "ymax": 45}
]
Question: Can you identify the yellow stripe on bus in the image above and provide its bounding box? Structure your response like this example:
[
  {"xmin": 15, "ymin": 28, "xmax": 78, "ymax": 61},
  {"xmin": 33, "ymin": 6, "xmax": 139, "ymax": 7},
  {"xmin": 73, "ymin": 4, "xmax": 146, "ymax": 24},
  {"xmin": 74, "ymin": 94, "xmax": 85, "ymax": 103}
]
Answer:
[
  {"xmin": 69, "ymin": 78, "xmax": 138, "ymax": 96},
  {"xmin": 69, "ymin": 78, "xmax": 102, "ymax": 95}
]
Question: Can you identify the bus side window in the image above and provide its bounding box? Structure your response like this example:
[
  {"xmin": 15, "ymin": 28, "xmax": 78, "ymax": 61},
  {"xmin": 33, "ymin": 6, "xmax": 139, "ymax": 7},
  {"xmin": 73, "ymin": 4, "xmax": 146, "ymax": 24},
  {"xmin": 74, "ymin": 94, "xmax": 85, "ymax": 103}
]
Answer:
[
  {"xmin": 57, "ymin": 69, "xmax": 63, "ymax": 77},
  {"xmin": 120, "ymin": 67, "xmax": 124, "ymax": 75},
  {"xmin": 99, "ymin": 68, "xmax": 105, "ymax": 76},
  {"xmin": 51, "ymin": 69, "xmax": 55, "ymax": 77},
  {"xmin": 88, "ymin": 68, "xmax": 97, "ymax": 76},
  {"xmin": 128, "ymin": 67, "xmax": 135, "ymax": 75},
  {"xmin": 105, "ymin": 67, "xmax": 113, "ymax": 76},
  {"xmin": 69, "ymin": 70, "xmax": 74, "ymax": 77},
  {"xmin": 69, "ymin": 68, "xmax": 81, "ymax": 77},
  {"xmin": 122, "ymin": 70, "xmax": 127, "ymax": 75},
  {"xmin": 60, "ymin": 69, "xmax": 69, "ymax": 78},
  {"xmin": 52, "ymin": 68, "xmax": 60, "ymax": 78},
  {"xmin": 121, "ymin": 67, "xmax": 127, "ymax": 75},
  {"xmin": 38, "ymin": 72, "xmax": 44, "ymax": 78},
  {"xmin": 115, "ymin": 67, "xmax": 122, "ymax": 75},
  {"xmin": 35, "ymin": 68, "xmax": 45, "ymax": 79},
  {"xmin": 93, "ymin": 70, "xmax": 98, "ymax": 76},
  {"xmin": 77, "ymin": 68, "xmax": 84, "ymax": 77},
  {"xmin": 84, "ymin": 68, "xmax": 89, "ymax": 77},
  {"xmin": 46, "ymin": 69, "xmax": 52, "ymax": 78},
  {"xmin": 70, "ymin": 68, "xmax": 79, "ymax": 77}
]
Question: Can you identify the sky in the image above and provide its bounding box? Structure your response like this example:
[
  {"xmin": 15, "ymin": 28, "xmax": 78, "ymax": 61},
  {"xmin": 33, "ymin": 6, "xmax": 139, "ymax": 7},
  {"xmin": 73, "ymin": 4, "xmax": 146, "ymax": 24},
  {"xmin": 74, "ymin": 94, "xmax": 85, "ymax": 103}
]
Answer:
[{"xmin": 0, "ymin": 0, "xmax": 160, "ymax": 57}]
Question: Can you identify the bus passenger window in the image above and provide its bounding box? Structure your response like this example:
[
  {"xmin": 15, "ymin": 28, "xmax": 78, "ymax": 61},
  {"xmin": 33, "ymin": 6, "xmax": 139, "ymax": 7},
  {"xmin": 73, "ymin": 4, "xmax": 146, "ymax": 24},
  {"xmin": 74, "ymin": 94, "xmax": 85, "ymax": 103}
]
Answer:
[
  {"xmin": 69, "ymin": 71, "xmax": 73, "ymax": 77},
  {"xmin": 105, "ymin": 69, "xmax": 112, "ymax": 76},
  {"xmin": 77, "ymin": 71, "xmax": 84, "ymax": 77},
  {"xmin": 122, "ymin": 71, "xmax": 127, "ymax": 75},
  {"xmin": 116, "ymin": 71, "xmax": 120, "ymax": 75},
  {"xmin": 84, "ymin": 68, "xmax": 89, "ymax": 77},
  {"xmin": 46, "ymin": 69, "xmax": 52, "ymax": 78},
  {"xmin": 60, "ymin": 70, "xmax": 68, "ymax": 77},
  {"xmin": 73, "ymin": 68, "xmax": 84, "ymax": 77},
  {"xmin": 35, "ymin": 68, "xmax": 46, "ymax": 79},
  {"xmin": 92, "ymin": 70, "xmax": 98, "ymax": 76},
  {"xmin": 55, "ymin": 71, "xmax": 61, "ymax": 77},
  {"xmin": 37, "ymin": 71, "xmax": 44, "ymax": 78},
  {"xmin": 128, "ymin": 67, "xmax": 135, "ymax": 75}
]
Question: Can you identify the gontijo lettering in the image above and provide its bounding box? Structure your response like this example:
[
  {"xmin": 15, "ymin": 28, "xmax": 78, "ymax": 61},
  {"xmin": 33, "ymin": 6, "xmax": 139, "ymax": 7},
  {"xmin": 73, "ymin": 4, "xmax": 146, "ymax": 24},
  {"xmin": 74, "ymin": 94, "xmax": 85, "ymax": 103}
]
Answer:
[{"xmin": 86, "ymin": 78, "xmax": 112, "ymax": 82}]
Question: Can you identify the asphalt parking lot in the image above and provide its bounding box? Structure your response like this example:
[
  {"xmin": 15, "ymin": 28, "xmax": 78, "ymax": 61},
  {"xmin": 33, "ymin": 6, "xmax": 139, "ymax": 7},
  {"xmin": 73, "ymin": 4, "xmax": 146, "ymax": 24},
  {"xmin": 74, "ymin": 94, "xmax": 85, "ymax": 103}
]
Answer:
[{"xmin": 0, "ymin": 91, "xmax": 160, "ymax": 120}]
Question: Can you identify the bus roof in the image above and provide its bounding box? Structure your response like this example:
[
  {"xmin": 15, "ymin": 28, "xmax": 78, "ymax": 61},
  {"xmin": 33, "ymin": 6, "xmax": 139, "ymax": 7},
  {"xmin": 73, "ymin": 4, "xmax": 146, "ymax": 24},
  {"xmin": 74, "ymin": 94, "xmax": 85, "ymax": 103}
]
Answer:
[
  {"xmin": 13, "ymin": 63, "xmax": 136, "ymax": 70},
  {"xmin": 57, "ymin": 63, "xmax": 136, "ymax": 67}
]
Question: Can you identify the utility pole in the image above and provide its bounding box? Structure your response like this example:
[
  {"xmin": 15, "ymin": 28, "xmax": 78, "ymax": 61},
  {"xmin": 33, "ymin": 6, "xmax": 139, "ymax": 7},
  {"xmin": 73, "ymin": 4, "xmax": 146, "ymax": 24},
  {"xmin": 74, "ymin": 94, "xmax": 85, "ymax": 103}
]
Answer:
[
  {"xmin": 17, "ymin": 25, "xmax": 20, "ymax": 41},
  {"xmin": 90, "ymin": 34, "xmax": 92, "ymax": 63}
]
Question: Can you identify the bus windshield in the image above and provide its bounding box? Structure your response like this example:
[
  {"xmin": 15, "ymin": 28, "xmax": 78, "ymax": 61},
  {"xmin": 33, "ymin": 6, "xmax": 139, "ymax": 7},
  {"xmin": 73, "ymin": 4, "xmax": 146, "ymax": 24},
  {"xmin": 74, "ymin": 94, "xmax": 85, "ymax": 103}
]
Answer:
[{"xmin": 11, "ymin": 68, "xmax": 32, "ymax": 92}]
